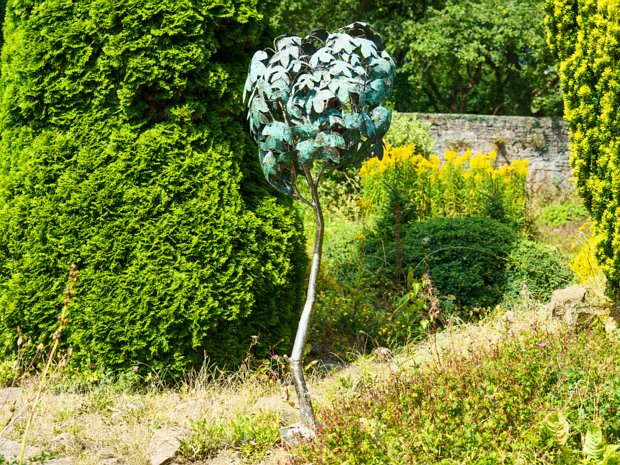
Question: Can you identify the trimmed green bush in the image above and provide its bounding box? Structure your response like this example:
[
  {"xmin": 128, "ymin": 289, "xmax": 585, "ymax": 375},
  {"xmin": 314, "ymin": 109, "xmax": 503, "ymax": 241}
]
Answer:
[
  {"xmin": 0, "ymin": 0, "xmax": 306, "ymax": 376},
  {"xmin": 505, "ymin": 240, "xmax": 573, "ymax": 301},
  {"xmin": 364, "ymin": 217, "xmax": 518, "ymax": 308},
  {"xmin": 545, "ymin": 0, "xmax": 620, "ymax": 294},
  {"xmin": 363, "ymin": 216, "xmax": 571, "ymax": 308}
]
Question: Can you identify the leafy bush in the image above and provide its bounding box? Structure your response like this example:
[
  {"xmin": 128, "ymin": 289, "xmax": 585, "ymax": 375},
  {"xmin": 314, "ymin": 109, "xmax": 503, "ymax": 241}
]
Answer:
[
  {"xmin": 364, "ymin": 216, "xmax": 518, "ymax": 308},
  {"xmin": 384, "ymin": 112, "xmax": 435, "ymax": 158},
  {"xmin": 505, "ymin": 240, "xmax": 574, "ymax": 301},
  {"xmin": 290, "ymin": 326, "xmax": 620, "ymax": 464},
  {"xmin": 0, "ymin": 0, "xmax": 306, "ymax": 377},
  {"xmin": 545, "ymin": 0, "xmax": 620, "ymax": 294},
  {"xmin": 360, "ymin": 146, "xmax": 529, "ymax": 227},
  {"xmin": 363, "ymin": 217, "xmax": 572, "ymax": 308}
]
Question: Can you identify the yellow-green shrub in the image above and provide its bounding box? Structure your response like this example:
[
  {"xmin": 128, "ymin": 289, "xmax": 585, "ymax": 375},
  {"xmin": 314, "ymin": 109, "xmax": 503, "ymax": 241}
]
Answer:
[
  {"xmin": 359, "ymin": 145, "xmax": 529, "ymax": 226},
  {"xmin": 545, "ymin": 0, "xmax": 620, "ymax": 294},
  {"xmin": 571, "ymin": 230, "xmax": 604, "ymax": 283}
]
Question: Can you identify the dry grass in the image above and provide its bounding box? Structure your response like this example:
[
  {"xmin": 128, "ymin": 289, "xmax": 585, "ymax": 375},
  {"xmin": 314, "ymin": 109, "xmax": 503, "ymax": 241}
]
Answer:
[{"xmin": 0, "ymin": 368, "xmax": 297, "ymax": 464}]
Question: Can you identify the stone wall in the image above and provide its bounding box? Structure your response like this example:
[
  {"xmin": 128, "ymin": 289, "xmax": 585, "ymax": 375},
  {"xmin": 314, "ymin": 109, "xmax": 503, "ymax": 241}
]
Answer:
[{"xmin": 412, "ymin": 113, "xmax": 572, "ymax": 186}]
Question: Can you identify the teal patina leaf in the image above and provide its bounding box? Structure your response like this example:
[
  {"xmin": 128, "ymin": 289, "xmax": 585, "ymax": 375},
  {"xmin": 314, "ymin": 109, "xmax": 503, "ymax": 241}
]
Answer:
[{"xmin": 244, "ymin": 22, "xmax": 395, "ymax": 195}]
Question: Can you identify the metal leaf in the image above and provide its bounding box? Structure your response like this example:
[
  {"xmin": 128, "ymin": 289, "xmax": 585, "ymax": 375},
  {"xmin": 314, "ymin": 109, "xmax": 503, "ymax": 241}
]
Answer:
[
  {"xmin": 290, "ymin": 59, "xmax": 306, "ymax": 74},
  {"xmin": 260, "ymin": 150, "xmax": 278, "ymax": 176},
  {"xmin": 262, "ymin": 121, "xmax": 293, "ymax": 144},
  {"xmin": 275, "ymin": 35, "xmax": 302, "ymax": 51},
  {"xmin": 344, "ymin": 112, "xmax": 364, "ymax": 130},
  {"xmin": 309, "ymin": 47, "xmax": 335, "ymax": 68},
  {"xmin": 351, "ymin": 37, "xmax": 378, "ymax": 58},
  {"xmin": 326, "ymin": 33, "xmax": 357, "ymax": 54},
  {"xmin": 314, "ymin": 132, "xmax": 346, "ymax": 150},
  {"xmin": 292, "ymin": 124, "xmax": 314, "ymax": 139},
  {"xmin": 328, "ymin": 61, "xmax": 354, "ymax": 78},
  {"xmin": 312, "ymin": 89, "xmax": 335, "ymax": 113},
  {"xmin": 368, "ymin": 56, "xmax": 392, "ymax": 77},
  {"xmin": 293, "ymin": 74, "xmax": 315, "ymax": 92},
  {"xmin": 270, "ymin": 46, "xmax": 300, "ymax": 69},
  {"xmin": 371, "ymin": 106, "xmax": 392, "ymax": 135},
  {"xmin": 362, "ymin": 113, "xmax": 376, "ymax": 137},
  {"xmin": 296, "ymin": 140, "xmax": 317, "ymax": 165}
]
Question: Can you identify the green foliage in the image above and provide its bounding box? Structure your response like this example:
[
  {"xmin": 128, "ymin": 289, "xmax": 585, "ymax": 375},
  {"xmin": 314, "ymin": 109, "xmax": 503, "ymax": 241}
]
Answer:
[
  {"xmin": 0, "ymin": 0, "xmax": 306, "ymax": 377},
  {"xmin": 180, "ymin": 410, "xmax": 281, "ymax": 462},
  {"xmin": 384, "ymin": 112, "xmax": 434, "ymax": 158},
  {"xmin": 362, "ymin": 217, "xmax": 572, "ymax": 309},
  {"xmin": 544, "ymin": 412, "xmax": 570, "ymax": 447},
  {"xmin": 365, "ymin": 216, "xmax": 518, "ymax": 308},
  {"xmin": 545, "ymin": 0, "xmax": 620, "ymax": 295},
  {"xmin": 290, "ymin": 326, "xmax": 620, "ymax": 464},
  {"xmin": 505, "ymin": 240, "xmax": 574, "ymax": 302},
  {"xmin": 544, "ymin": 412, "xmax": 620, "ymax": 464},
  {"xmin": 269, "ymin": 0, "xmax": 559, "ymax": 115},
  {"xmin": 401, "ymin": 0, "xmax": 561, "ymax": 115},
  {"xmin": 539, "ymin": 202, "xmax": 589, "ymax": 227}
]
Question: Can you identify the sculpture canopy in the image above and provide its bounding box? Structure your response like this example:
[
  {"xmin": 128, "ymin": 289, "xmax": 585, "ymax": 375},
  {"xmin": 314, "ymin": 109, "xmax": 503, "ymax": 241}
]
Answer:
[{"xmin": 243, "ymin": 22, "xmax": 396, "ymax": 195}]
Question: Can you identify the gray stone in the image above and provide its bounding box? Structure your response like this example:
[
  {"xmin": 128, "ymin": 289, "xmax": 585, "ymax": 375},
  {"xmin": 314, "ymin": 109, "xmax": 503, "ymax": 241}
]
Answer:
[
  {"xmin": 280, "ymin": 422, "xmax": 315, "ymax": 445},
  {"xmin": 149, "ymin": 427, "xmax": 186, "ymax": 465},
  {"xmin": 548, "ymin": 285, "xmax": 588, "ymax": 325},
  {"xmin": 0, "ymin": 439, "xmax": 73, "ymax": 464},
  {"xmin": 0, "ymin": 439, "xmax": 42, "ymax": 462},
  {"xmin": 51, "ymin": 432, "xmax": 75, "ymax": 450}
]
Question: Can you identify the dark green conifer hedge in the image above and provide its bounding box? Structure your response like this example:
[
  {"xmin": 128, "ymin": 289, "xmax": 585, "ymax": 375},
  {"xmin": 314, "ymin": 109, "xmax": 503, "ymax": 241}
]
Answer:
[{"xmin": 0, "ymin": 0, "xmax": 306, "ymax": 376}]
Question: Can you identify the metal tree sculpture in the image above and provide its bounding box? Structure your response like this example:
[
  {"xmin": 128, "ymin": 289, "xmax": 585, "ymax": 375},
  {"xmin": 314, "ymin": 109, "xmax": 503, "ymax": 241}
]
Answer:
[{"xmin": 243, "ymin": 22, "xmax": 395, "ymax": 429}]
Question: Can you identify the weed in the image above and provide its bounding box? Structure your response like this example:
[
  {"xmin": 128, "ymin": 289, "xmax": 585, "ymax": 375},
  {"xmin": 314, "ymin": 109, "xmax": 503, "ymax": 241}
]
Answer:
[
  {"xmin": 180, "ymin": 410, "xmax": 282, "ymax": 463},
  {"xmin": 289, "ymin": 325, "xmax": 620, "ymax": 464}
]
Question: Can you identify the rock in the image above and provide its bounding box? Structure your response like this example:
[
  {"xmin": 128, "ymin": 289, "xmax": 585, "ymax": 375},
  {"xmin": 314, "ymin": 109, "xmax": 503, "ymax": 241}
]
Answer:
[
  {"xmin": 204, "ymin": 449, "xmax": 241, "ymax": 464},
  {"xmin": 0, "ymin": 439, "xmax": 73, "ymax": 464},
  {"xmin": 371, "ymin": 347, "xmax": 392, "ymax": 362},
  {"xmin": 0, "ymin": 439, "xmax": 42, "ymax": 462},
  {"xmin": 605, "ymin": 316, "xmax": 619, "ymax": 334},
  {"xmin": 51, "ymin": 432, "xmax": 75, "ymax": 451},
  {"xmin": 548, "ymin": 285, "xmax": 587, "ymax": 325},
  {"xmin": 279, "ymin": 422, "xmax": 315, "ymax": 444},
  {"xmin": 149, "ymin": 427, "xmax": 186, "ymax": 465},
  {"xmin": 44, "ymin": 458, "xmax": 74, "ymax": 465}
]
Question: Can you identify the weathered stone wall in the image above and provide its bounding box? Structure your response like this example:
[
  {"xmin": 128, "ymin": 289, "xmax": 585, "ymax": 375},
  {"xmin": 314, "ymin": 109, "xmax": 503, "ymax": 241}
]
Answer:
[{"xmin": 412, "ymin": 113, "xmax": 572, "ymax": 186}]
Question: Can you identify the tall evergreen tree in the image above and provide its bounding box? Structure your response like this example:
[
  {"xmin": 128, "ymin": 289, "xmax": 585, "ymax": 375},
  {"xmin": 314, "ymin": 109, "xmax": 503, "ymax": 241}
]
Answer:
[
  {"xmin": 0, "ymin": 0, "xmax": 306, "ymax": 375},
  {"xmin": 545, "ymin": 0, "xmax": 620, "ymax": 294}
]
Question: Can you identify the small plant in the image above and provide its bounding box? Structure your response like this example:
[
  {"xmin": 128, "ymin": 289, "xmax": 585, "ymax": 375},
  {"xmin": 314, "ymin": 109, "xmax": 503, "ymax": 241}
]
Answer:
[
  {"xmin": 180, "ymin": 410, "xmax": 281, "ymax": 463},
  {"xmin": 543, "ymin": 411, "xmax": 620, "ymax": 464},
  {"xmin": 17, "ymin": 264, "xmax": 78, "ymax": 465},
  {"xmin": 539, "ymin": 202, "xmax": 589, "ymax": 227},
  {"xmin": 384, "ymin": 112, "xmax": 434, "ymax": 158}
]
